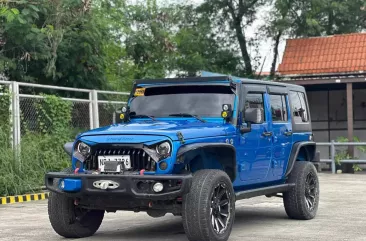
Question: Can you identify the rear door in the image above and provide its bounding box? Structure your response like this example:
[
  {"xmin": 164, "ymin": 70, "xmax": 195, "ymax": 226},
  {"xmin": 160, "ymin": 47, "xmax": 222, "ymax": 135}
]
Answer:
[{"xmin": 267, "ymin": 87, "xmax": 293, "ymax": 180}]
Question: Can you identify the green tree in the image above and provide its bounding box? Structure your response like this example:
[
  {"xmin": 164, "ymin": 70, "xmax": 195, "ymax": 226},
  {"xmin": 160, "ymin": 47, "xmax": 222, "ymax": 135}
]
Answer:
[
  {"xmin": 321, "ymin": 0, "xmax": 366, "ymax": 35},
  {"xmin": 173, "ymin": 4, "xmax": 243, "ymax": 76},
  {"xmin": 99, "ymin": 0, "xmax": 244, "ymax": 89},
  {"xmin": 0, "ymin": 0, "xmax": 108, "ymax": 89},
  {"xmin": 198, "ymin": 0, "xmax": 268, "ymax": 76},
  {"xmin": 263, "ymin": 0, "xmax": 294, "ymax": 78},
  {"xmin": 267, "ymin": 0, "xmax": 366, "ymax": 78}
]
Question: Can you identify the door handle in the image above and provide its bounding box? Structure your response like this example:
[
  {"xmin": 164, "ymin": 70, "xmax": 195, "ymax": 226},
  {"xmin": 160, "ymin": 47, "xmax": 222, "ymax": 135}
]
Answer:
[
  {"xmin": 284, "ymin": 131, "xmax": 293, "ymax": 136},
  {"xmin": 262, "ymin": 132, "xmax": 273, "ymax": 137}
]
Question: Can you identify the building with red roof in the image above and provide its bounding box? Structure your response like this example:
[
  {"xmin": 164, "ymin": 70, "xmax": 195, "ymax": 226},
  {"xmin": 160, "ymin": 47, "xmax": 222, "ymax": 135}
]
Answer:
[
  {"xmin": 278, "ymin": 33, "xmax": 366, "ymax": 76},
  {"xmin": 277, "ymin": 33, "xmax": 366, "ymax": 172}
]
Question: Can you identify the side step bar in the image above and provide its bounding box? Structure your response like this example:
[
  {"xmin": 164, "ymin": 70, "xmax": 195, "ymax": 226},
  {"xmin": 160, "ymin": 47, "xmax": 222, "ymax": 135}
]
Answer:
[{"xmin": 235, "ymin": 184, "xmax": 295, "ymax": 201}]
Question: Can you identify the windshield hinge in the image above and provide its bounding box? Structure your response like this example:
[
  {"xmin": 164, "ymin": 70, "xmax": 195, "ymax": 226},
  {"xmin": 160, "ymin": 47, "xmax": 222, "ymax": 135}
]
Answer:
[{"xmin": 176, "ymin": 131, "xmax": 185, "ymax": 144}]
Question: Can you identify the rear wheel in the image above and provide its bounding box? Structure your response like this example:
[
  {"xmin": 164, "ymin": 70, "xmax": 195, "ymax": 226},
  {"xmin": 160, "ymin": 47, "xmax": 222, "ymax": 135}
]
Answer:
[
  {"xmin": 48, "ymin": 168, "xmax": 104, "ymax": 238},
  {"xmin": 182, "ymin": 170, "xmax": 235, "ymax": 241},
  {"xmin": 283, "ymin": 161, "xmax": 319, "ymax": 220}
]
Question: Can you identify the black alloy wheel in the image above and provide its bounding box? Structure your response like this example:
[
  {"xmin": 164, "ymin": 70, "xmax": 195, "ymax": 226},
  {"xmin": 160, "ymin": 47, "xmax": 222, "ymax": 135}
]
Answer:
[
  {"xmin": 211, "ymin": 183, "xmax": 232, "ymax": 234},
  {"xmin": 304, "ymin": 172, "xmax": 318, "ymax": 211}
]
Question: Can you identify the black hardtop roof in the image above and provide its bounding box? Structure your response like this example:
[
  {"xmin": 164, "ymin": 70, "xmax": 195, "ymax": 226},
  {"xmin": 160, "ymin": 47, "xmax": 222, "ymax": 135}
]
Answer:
[{"xmin": 134, "ymin": 76, "xmax": 305, "ymax": 92}]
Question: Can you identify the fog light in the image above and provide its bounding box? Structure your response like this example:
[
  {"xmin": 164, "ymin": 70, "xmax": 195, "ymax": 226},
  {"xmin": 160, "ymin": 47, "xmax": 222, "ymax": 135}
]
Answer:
[
  {"xmin": 153, "ymin": 182, "xmax": 164, "ymax": 193},
  {"xmin": 159, "ymin": 161, "xmax": 168, "ymax": 170},
  {"xmin": 60, "ymin": 180, "xmax": 65, "ymax": 190}
]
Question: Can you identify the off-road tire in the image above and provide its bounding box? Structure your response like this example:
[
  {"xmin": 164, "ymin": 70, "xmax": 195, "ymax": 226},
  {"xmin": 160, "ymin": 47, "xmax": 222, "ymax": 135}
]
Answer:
[
  {"xmin": 283, "ymin": 161, "xmax": 319, "ymax": 220},
  {"xmin": 48, "ymin": 168, "xmax": 104, "ymax": 238},
  {"xmin": 182, "ymin": 170, "xmax": 235, "ymax": 241}
]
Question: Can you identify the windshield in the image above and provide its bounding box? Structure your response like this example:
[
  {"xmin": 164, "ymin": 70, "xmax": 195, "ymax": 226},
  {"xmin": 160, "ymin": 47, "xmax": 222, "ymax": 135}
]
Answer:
[{"xmin": 129, "ymin": 85, "xmax": 235, "ymax": 118}]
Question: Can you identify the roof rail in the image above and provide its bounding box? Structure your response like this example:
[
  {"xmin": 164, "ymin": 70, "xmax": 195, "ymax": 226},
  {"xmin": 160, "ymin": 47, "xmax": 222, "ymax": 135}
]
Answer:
[
  {"xmin": 134, "ymin": 75, "xmax": 230, "ymax": 85},
  {"xmin": 199, "ymin": 70, "xmax": 245, "ymax": 82}
]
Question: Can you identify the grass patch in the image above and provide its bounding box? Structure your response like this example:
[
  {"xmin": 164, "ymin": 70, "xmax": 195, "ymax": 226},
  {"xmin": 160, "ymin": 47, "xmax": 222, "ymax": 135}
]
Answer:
[{"xmin": 0, "ymin": 95, "xmax": 76, "ymax": 196}]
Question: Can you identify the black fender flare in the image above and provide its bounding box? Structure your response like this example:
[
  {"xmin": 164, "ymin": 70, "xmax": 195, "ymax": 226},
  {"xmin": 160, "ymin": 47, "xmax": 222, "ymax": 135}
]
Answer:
[
  {"xmin": 177, "ymin": 143, "xmax": 237, "ymax": 181},
  {"xmin": 285, "ymin": 141, "xmax": 317, "ymax": 177}
]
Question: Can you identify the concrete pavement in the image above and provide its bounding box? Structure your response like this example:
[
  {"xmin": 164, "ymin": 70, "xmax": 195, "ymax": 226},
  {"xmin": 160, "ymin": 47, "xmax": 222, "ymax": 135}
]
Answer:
[{"xmin": 1, "ymin": 173, "xmax": 366, "ymax": 241}]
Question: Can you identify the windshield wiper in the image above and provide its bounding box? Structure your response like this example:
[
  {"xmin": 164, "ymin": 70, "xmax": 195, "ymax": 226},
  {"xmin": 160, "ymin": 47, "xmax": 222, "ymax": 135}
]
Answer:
[
  {"xmin": 130, "ymin": 114, "xmax": 156, "ymax": 121},
  {"xmin": 169, "ymin": 113, "xmax": 206, "ymax": 123}
]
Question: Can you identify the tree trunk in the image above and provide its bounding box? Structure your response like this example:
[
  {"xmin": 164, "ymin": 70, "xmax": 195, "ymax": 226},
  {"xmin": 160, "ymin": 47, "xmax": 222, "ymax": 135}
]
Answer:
[
  {"xmin": 233, "ymin": 18, "xmax": 253, "ymax": 76},
  {"xmin": 326, "ymin": 7, "xmax": 334, "ymax": 35},
  {"xmin": 270, "ymin": 31, "xmax": 282, "ymax": 79}
]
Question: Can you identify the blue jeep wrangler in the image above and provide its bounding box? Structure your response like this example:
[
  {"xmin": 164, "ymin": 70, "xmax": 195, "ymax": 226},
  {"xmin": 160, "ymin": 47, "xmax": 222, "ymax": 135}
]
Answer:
[{"xmin": 46, "ymin": 73, "xmax": 320, "ymax": 241}]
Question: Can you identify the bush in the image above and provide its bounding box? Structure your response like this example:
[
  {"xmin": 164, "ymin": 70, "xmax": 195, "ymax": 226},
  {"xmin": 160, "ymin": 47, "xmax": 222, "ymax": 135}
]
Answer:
[{"xmin": 0, "ymin": 95, "xmax": 74, "ymax": 196}]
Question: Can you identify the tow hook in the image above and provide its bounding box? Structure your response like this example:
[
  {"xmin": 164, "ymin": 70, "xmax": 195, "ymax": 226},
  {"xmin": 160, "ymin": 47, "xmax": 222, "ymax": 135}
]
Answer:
[{"xmin": 93, "ymin": 180, "xmax": 120, "ymax": 190}]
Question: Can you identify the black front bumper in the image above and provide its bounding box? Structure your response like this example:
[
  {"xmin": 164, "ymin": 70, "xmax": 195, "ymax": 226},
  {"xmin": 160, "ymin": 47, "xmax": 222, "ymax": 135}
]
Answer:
[{"xmin": 45, "ymin": 172, "xmax": 192, "ymax": 200}]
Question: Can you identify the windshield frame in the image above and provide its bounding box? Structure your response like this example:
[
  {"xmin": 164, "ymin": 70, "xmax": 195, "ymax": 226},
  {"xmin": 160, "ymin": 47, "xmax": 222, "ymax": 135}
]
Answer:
[{"xmin": 127, "ymin": 83, "xmax": 238, "ymax": 123}]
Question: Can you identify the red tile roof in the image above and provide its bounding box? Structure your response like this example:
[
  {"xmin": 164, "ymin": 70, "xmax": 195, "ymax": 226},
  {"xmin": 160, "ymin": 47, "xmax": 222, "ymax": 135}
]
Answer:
[{"xmin": 278, "ymin": 33, "xmax": 366, "ymax": 76}]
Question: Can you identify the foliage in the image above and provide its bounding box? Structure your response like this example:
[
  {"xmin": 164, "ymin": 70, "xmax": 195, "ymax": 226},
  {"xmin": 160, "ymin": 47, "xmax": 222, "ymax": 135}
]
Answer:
[
  {"xmin": 266, "ymin": 0, "xmax": 366, "ymax": 79},
  {"xmin": 173, "ymin": 5, "xmax": 243, "ymax": 77},
  {"xmin": 334, "ymin": 136, "xmax": 366, "ymax": 172},
  {"xmin": 1, "ymin": 0, "xmax": 366, "ymax": 88},
  {"xmin": 0, "ymin": 0, "xmax": 107, "ymax": 89},
  {"xmin": 0, "ymin": 95, "xmax": 73, "ymax": 196},
  {"xmin": 0, "ymin": 85, "xmax": 11, "ymax": 149},
  {"xmin": 197, "ymin": 0, "xmax": 268, "ymax": 76},
  {"xmin": 0, "ymin": 0, "xmax": 250, "ymax": 92},
  {"xmin": 93, "ymin": 0, "xmax": 246, "ymax": 90}
]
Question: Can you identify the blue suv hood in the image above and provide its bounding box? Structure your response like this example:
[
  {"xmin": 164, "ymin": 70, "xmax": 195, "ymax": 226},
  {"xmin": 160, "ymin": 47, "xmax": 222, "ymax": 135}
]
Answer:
[{"xmin": 80, "ymin": 120, "xmax": 236, "ymax": 141}]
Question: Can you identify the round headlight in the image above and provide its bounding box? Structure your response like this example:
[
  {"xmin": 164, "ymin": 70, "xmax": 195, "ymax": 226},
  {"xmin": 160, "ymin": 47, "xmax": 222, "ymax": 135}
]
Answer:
[
  {"xmin": 77, "ymin": 142, "xmax": 91, "ymax": 156},
  {"xmin": 156, "ymin": 142, "xmax": 171, "ymax": 156}
]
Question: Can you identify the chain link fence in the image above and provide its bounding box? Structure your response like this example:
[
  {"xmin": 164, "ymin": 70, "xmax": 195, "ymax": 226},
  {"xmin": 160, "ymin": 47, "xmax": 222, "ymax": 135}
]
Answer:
[
  {"xmin": 97, "ymin": 91, "xmax": 129, "ymax": 127},
  {"xmin": 19, "ymin": 97, "xmax": 92, "ymax": 135},
  {"xmin": 0, "ymin": 80, "xmax": 129, "ymax": 149}
]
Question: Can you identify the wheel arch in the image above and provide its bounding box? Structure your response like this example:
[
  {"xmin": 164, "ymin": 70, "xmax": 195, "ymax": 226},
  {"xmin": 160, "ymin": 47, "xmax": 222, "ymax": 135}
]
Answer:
[
  {"xmin": 285, "ymin": 141, "xmax": 317, "ymax": 177},
  {"xmin": 176, "ymin": 143, "xmax": 237, "ymax": 182}
]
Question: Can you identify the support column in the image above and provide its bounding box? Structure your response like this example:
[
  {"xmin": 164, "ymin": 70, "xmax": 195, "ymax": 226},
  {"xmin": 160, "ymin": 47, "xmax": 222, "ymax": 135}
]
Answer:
[
  {"xmin": 11, "ymin": 81, "xmax": 20, "ymax": 149},
  {"xmin": 11, "ymin": 81, "xmax": 21, "ymax": 167},
  {"xmin": 344, "ymin": 83, "xmax": 354, "ymax": 173},
  {"xmin": 91, "ymin": 90, "xmax": 99, "ymax": 129},
  {"xmin": 89, "ymin": 91, "xmax": 94, "ymax": 130}
]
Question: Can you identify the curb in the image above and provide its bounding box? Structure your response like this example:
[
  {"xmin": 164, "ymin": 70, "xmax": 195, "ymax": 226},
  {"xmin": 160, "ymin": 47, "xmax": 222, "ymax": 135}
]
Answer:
[{"xmin": 1, "ymin": 192, "xmax": 49, "ymax": 205}]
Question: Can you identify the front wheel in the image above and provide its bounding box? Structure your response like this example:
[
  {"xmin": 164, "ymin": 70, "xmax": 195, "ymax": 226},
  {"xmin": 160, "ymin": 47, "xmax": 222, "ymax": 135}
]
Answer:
[
  {"xmin": 182, "ymin": 170, "xmax": 235, "ymax": 241},
  {"xmin": 48, "ymin": 193, "xmax": 104, "ymax": 238},
  {"xmin": 283, "ymin": 161, "xmax": 320, "ymax": 220}
]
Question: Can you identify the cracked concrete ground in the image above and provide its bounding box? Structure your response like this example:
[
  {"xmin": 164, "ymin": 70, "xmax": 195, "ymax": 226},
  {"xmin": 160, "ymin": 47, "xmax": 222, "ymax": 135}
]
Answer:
[{"xmin": 1, "ymin": 173, "xmax": 366, "ymax": 241}]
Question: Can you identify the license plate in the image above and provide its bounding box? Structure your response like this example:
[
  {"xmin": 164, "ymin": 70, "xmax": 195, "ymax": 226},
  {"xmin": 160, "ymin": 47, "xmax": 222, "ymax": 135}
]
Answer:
[{"xmin": 98, "ymin": 155, "xmax": 131, "ymax": 172}]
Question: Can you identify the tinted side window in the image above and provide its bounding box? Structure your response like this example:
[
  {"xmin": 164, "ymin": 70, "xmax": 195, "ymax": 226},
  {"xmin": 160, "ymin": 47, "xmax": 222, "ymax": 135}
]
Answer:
[
  {"xmin": 244, "ymin": 93, "xmax": 265, "ymax": 122},
  {"xmin": 269, "ymin": 94, "xmax": 288, "ymax": 122},
  {"xmin": 289, "ymin": 91, "xmax": 309, "ymax": 123}
]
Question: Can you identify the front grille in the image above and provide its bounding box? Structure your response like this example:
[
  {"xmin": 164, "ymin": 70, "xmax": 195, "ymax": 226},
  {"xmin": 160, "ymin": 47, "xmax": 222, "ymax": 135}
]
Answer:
[{"xmin": 84, "ymin": 146, "xmax": 156, "ymax": 172}]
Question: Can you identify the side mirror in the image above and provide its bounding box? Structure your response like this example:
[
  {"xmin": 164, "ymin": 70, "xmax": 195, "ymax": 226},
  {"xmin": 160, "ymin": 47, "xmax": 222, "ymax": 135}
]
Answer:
[
  {"xmin": 240, "ymin": 108, "xmax": 263, "ymax": 134},
  {"xmin": 244, "ymin": 108, "xmax": 263, "ymax": 124}
]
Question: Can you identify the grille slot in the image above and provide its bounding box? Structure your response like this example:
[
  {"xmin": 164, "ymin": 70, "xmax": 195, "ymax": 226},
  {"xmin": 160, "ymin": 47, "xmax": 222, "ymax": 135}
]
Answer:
[{"xmin": 85, "ymin": 147, "xmax": 155, "ymax": 172}]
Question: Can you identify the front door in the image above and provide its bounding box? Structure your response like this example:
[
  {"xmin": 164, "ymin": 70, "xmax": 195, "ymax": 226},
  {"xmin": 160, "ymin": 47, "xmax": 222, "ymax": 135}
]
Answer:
[
  {"xmin": 238, "ymin": 92, "xmax": 272, "ymax": 183},
  {"xmin": 268, "ymin": 94, "xmax": 293, "ymax": 180}
]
